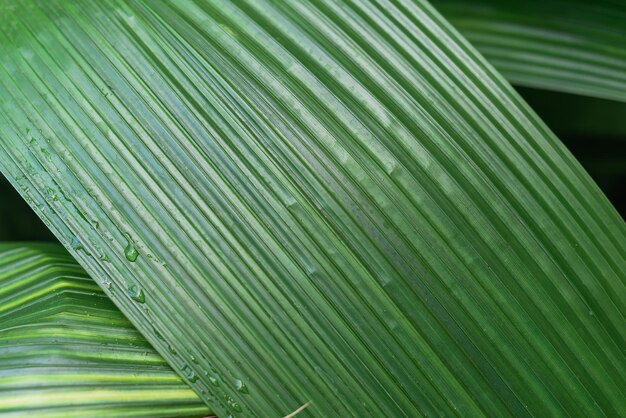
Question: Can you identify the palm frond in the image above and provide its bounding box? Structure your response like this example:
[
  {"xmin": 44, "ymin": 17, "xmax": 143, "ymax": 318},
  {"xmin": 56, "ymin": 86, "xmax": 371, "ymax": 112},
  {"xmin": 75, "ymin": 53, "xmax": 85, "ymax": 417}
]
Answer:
[
  {"xmin": 0, "ymin": 243, "xmax": 210, "ymax": 418},
  {"xmin": 0, "ymin": 0, "xmax": 624, "ymax": 416},
  {"xmin": 435, "ymin": 0, "xmax": 626, "ymax": 101}
]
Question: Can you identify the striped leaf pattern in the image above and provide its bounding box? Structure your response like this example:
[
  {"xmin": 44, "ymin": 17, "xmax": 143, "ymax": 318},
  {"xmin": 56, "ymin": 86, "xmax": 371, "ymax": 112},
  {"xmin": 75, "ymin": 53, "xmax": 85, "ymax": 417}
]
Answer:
[
  {"xmin": 0, "ymin": 243, "xmax": 210, "ymax": 418},
  {"xmin": 0, "ymin": 0, "xmax": 624, "ymax": 417},
  {"xmin": 434, "ymin": 0, "xmax": 626, "ymax": 102}
]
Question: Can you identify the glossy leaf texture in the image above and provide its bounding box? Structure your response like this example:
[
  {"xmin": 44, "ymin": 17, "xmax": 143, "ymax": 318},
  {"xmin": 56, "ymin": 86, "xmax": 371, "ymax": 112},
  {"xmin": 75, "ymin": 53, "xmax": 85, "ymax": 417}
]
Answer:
[
  {"xmin": 0, "ymin": 243, "xmax": 210, "ymax": 418},
  {"xmin": 0, "ymin": 0, "xmax": 625, "ymax": 417},
  {"xmin": 434, "ymin": 0, "xmax": 626, "ymax": 102}
]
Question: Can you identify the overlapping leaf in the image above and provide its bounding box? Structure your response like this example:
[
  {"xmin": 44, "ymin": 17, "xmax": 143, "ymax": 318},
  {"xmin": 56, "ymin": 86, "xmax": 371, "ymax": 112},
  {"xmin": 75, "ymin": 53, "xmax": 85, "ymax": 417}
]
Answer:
[
  {"xmin": 435, "ymin": 0, "xmax": 626, "ymax": 102},
  {"xmin": 0, "ymin": 0, "xmax": 624, "ymax": 417},
  {"xmin": 0, "ymin": 244, "xmax": 210, "ymax": 417}
]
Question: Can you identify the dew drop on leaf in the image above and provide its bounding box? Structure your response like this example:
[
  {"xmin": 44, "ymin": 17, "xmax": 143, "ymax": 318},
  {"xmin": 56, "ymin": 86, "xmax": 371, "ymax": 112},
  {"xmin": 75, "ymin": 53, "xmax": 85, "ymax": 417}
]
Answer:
[
  {"xmin": 235, "ymin": 379, "xmax": 248, "ymax": 394},
  {"xmin": 182, "ymin": 364, "xmax": 198, "ymax": 382},
  {"xmin": 127, "ymin": 283, "xmax": 145, "ymax": 303},
  {"xmin": 153, "ymin": 326, "xmax": 165, "ymax": 340},
  {"xmin": 70, "ymin": 236, "xmax": 83, "ymax": 251},
  {"xmin": 124, "ymin": 242, "xmax": 139, "ymax": 262}
]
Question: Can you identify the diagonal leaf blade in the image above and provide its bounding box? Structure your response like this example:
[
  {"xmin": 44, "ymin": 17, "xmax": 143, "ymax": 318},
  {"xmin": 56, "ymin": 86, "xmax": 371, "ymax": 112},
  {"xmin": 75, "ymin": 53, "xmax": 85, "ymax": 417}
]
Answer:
[{"xmin": 0, "ymin": 0, "xmax": 624, "ymax": 417}]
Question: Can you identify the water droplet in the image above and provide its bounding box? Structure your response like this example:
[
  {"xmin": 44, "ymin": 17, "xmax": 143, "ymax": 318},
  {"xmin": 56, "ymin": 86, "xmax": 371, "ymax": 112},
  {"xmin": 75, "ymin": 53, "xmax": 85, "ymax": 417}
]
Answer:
[
  {"xmin": 225, "ymin": 396, "xmax": 242, "ymax": 412},
  {"xmin": 46, "ymin": 187, "xmax": 58, "ymax": 201},
  {"xmin": 209, "ymin": 376, "xmax": 220, "ymax": 386},
  {"xmin": 191, "ymin": 355, "xmax": 198, "ymax": 364},
  {"xmin": 235, "ymin": 379, "xmax": 248, "ymax": 394},
  {"xmin": 125, "ymin": 242, "xmax": 139, "ymax": 262},
  {"xmin": 102, "ymin": 279, "xmax": 112, "ymax": 289},
  {"xmin": 70, "ymin": 236, "xmax": 84, "ymax": 251},
  {"xmin": 153, "ymin": 326, "xmax": 165, "ymax": 340},
  {"xmin": 40, "ymin": 147, "xmax": 52, "ymax": 161},
  {"xmin": 182, "ymin": 364, "xmax": 198, "ymax": 382},
  {"xmin": 127, "ymin": 283, "xmax": 145, "ymax": 303}
]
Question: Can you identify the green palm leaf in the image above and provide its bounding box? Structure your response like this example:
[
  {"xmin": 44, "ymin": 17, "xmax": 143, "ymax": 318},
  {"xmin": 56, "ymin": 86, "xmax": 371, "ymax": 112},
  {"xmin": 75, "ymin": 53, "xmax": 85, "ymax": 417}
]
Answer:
[
  {"xmin": 434, "ymin": 0, "xmax": 626, "ymax": 102},
  {"xmin": 0, "ymin": 0, "xmax": 624, "ymax": 417},
  {"xmin": 0, "ymin": 243, "xmax": 210, "ymax": 417}
]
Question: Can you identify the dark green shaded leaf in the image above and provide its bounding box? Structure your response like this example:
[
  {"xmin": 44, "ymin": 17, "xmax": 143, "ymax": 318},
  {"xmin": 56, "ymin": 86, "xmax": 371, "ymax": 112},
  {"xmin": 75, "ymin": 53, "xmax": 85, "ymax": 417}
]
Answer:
[{"xmin": 435, "ymin": 0, "xmax": 626, "ymax": 102}]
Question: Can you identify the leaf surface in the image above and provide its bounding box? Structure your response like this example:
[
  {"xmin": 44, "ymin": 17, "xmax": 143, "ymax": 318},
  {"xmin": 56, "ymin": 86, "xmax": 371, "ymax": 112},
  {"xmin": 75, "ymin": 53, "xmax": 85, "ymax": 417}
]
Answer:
[
  {"xmin": 0, "ymin": 243, "xmax": 210, "ymax": 418},
  {"xmin": 434, "ymin": 0, "xmax": 626, "ymax": 102},
  {"xmin": 0, "ymin": 0, "xmax": 624, "ymax": 417}
]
